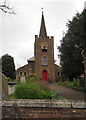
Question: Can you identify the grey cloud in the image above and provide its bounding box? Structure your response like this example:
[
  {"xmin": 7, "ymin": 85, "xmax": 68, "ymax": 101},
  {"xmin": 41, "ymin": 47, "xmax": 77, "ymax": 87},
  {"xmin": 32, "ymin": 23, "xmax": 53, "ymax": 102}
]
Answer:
[{"xmin": 0, "ymin": 1, "xmax": 84, "ymax": 68}]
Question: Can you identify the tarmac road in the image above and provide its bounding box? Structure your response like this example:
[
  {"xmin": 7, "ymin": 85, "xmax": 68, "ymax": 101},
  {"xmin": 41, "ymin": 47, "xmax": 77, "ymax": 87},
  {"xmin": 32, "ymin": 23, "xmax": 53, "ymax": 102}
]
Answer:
[{"xmin": 47, "ymin": 83, "xmax": 86, "ymax": 101}]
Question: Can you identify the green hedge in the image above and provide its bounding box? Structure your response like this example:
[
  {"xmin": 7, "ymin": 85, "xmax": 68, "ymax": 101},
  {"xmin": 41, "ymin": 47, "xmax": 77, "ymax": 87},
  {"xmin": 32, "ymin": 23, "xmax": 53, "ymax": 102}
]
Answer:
[
  {"xmin": 15, "ymin": 82, "xmax": 40, "ymax": 99},
  {"xmin": 15, "ymin": 77, "xmax": 56, "ymax": 99}
]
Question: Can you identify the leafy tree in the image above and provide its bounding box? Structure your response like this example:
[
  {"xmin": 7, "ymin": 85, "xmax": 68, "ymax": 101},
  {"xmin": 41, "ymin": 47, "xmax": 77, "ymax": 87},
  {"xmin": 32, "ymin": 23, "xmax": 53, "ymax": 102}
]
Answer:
[
  {"xmin": 0, "ymin": 0, "xmax": 15, "ymax": 14},
  {"xmin": 58, "ymin": 9, "xmax": 86, "ymax": 81},
  {"xmin": 1, "ymin": 54, "xmax": 16, "ymax": 79}
]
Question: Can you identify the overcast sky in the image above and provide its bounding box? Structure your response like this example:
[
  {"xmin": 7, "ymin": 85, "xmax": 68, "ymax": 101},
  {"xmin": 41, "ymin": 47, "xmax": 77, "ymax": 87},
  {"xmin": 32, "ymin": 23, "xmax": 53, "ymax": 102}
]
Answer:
[{"xmin": 0, "ymin": 0, "xmax": 85, "ymax": 69}]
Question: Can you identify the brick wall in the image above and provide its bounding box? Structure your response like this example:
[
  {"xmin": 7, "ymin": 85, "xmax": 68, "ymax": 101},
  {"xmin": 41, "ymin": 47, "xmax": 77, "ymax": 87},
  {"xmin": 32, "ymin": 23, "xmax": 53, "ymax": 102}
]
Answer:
[
  {"xmin": 16, "ymin": 62, "xmax": 35, "ymax": 80},
  {"xmin": 1, "ymin": 100, "xmax": 86, "ymax": 120},
  {"xmin": 55, "ymin": 64, "xmax": 62, "ymax": 82},
  {"xmin": 35, "ymin": 35, "xmax": 55, "ymax": 82}
]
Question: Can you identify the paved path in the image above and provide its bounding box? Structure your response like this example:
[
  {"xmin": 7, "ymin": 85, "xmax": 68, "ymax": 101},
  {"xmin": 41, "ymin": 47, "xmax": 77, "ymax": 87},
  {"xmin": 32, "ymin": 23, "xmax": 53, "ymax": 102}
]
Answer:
[{"xmin": 47, "ymin": 83, "xmax": 86, "ymax": 101}]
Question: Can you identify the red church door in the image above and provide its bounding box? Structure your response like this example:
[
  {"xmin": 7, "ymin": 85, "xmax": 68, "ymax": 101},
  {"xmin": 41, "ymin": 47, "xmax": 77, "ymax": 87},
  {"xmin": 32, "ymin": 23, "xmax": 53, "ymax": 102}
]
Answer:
[{"xmin": 42, "ymin": 70, "xmax": 47, "ymax": 81}]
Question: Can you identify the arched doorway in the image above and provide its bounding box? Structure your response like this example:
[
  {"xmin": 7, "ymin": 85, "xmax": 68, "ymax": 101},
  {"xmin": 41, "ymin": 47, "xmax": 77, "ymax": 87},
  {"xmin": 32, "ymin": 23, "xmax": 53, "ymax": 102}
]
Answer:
[{"xmin": 42, "ymin": 70, "xmax": 47, "ymax": 81}]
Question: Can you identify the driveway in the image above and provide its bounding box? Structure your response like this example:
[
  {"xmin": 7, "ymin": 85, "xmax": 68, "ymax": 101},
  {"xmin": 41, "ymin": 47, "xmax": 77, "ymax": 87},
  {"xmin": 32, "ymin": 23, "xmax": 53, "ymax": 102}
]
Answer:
[{"xmin": 47, "ymin": 83, "xmax": 86, "ymax": 101}]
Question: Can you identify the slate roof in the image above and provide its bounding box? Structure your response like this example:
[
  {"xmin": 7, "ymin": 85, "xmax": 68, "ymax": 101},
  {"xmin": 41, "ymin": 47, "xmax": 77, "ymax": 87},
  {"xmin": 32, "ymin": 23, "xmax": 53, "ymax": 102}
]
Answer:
[
  {"xmin": 39, "ymin": 12, "xmax": 47, "ymax": 37},
  {"xmin": 27, "ymin": 56, "xmax": 35, "ymax": 62}
]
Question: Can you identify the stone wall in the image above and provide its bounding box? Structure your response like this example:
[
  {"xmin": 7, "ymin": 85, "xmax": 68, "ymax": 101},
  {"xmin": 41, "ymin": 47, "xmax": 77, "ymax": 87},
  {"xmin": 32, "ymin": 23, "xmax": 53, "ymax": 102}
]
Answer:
[
  {"xmin": 84, "ymin": 49, "xmax": 86, "ymax": 76},
  {"xmin": 1, "ymin": 99, "xmax": 86, "ymax": 119},
  {"xmin": 0, "ymin": 73, "xmax": 8, "ymax": 100}
]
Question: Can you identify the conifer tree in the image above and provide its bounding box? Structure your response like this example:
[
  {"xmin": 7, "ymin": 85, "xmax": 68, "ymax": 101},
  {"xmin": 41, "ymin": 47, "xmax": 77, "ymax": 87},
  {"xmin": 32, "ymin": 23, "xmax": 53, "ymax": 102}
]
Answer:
[
  {"xmin": 58, "ymin": 9, "xmax": 86, "ymax": 80},
  {"xmin": 1, "ymin": 54, "xmax": 16, "ymax": 79}
]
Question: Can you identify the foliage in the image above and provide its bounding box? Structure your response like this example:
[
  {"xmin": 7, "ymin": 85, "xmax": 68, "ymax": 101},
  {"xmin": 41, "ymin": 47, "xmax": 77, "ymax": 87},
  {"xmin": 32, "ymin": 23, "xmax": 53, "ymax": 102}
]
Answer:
[
  {"xmin": 26, "ymin": 77, "xmax": 37, "ymax": 84},
  {"xmin": 1, "ymin": 54, "xmax": 16, "ymax": 79},
  {"xmin": 15, "ymin": 77, "xmax": 57, "ymax": 99},
  {"xmin": 0, "ymin": 1, "xmax": 15, "ymax": 14},
  {"xmin": 56, "ymin": 96, "xmax": 67, "ymax": 100},
  {"xmin": 55, "ymin": 79, "xmax": 86, "ymax": 92},
  {"xmin": 15, "ymin": 82, "xmax": 40, "ymax": 99},
  {"xmin": 8, "ymin": 94, "xmax": 16, "ymax": 99},
  {"xmin": 39, "ymin": 90, "xmax": 55, "ymax": 99},
  {"xmin": 26, "ymin": 73, "xmax": 38, "ymax": 81},
  {"xmin": 58, "ymin": 9, "xmax": 86, "ymax": 80},
  {"xmin": 7, "ymin": 77, "xmax": 11, "ymax": 82},
  {"xmin": 37, "ymin": 79, "xmax": 51, "ymax": 91}
]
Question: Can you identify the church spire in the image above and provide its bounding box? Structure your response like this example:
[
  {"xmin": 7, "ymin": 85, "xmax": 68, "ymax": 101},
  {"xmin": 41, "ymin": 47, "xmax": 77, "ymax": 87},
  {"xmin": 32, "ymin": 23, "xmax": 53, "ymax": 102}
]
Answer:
[{"xmin": 39, "ymin": 11, "xmax": 47, "ymax": 37}]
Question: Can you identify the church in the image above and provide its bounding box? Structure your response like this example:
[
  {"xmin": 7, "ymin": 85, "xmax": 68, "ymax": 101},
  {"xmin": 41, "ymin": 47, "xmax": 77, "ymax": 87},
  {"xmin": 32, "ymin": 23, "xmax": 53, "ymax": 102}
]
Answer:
[{"xmin": 16, "ymin": 12, "xmax": 62, "ymax": 82}]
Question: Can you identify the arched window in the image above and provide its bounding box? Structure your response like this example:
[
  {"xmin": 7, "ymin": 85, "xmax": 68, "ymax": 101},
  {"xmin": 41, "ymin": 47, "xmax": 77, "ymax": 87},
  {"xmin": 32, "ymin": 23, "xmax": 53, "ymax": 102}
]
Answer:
[
  {"xmin": 42, "ymin": 56, "xmax": 48, "ymax": 66},
  {"xmin": 61, "ymin": 72, "xmax": 63, "ymax": 76},
  {"xmin": 20, "ymin": 72, "xmax": 22, "ymax": 76},
  {"xmin": 24, "ymin": 72, "xmax": 26, "ymax": 76},
  {"xmin": 58, "ymin": 72, "xmax": 59, "ymax": 77}
]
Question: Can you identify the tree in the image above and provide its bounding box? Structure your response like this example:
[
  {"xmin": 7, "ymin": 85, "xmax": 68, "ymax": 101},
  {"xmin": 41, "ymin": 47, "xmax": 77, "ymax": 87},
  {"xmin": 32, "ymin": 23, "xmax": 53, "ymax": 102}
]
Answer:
[
  {"xmin": 58, "ymin": 9, "xmax": 86, "ymax": 81},
  {"xmin": 1, "ymin": 54, "xmax": 16, "ymax": 79},
  {"xmin": 0, "ymin": 0, "xmax": 15, "ymax": 14}
]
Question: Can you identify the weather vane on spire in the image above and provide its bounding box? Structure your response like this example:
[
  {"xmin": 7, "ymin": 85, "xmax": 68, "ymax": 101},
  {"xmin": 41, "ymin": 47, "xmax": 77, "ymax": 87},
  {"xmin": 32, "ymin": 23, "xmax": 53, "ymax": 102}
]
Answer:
[{"xmin": 41, "ymin": 7, "xmax": 43, "ymax": 14}]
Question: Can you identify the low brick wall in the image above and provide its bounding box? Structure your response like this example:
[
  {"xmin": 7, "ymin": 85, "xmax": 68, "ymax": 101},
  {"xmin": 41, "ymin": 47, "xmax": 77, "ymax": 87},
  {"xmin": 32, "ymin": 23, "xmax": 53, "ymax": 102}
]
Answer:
[{"xmin": 1, "ymin": 99, "xmax": 86, "ymax": 120}]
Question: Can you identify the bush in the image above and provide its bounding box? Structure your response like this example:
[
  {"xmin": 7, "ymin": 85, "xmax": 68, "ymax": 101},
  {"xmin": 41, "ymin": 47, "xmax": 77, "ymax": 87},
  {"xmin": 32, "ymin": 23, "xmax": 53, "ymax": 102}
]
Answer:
[
  {"xmin": 37, "ymin": 80, "xmax": 51, "ymax": 90},
  {"xmin": 15, "ymin": 75, "xmax": 57, "ymax": 99},
  {"xmin": 8, "ymin": 94, "xmax": 16, "ymax": 99},
  {"xmin": 39, "ymin": 90, "xmax": 55, "ymax": 99},
  {"xmin": 73, "ymin": 81, "xmax": 78, "ymax": 87},
  {"xmin": 26, "ymin": 73, "xmax": 38, "ymax": 81},
  {"xmin": 26, "ymin": 77, "xmax": 37, "ymax": 84},
  {"xmin": 15, "ymin": 82, "xmax": 40, "ymax": 99},
  {"xmin": 15, "ymin": 82, "xmax": 56, "ymax": 99},
  {"xmin": 7, "ymin": 77, "xmax": 11, "ymax": 82}
]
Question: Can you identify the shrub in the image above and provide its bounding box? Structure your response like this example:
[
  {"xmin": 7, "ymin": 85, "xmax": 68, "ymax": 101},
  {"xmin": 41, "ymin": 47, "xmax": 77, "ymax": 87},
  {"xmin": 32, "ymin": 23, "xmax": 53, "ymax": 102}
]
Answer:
[
  {"xmin": 39, "ymin": 90, "xmax": 55, "ymax": 99},
  {"xmin": 15, "ymin": 82, "xmax": 55, "ymax": 99},
  {"xmin": 15, "ymin": 75, "xmax": 57, "ymax": 99},
  {"xmin": 73, "ymin": 81, "xmax": 78, "ymax": 87},
  {"xmin": 26, "ymin": 73, "xmax": 38, "ymax": 81},
  {"xmin": 26, "ymin": 73, "xmax": 39, "ymax": 84},
  {"xmin": 8, "ymin": 94, "xmax": 16, "ymax": 99},
  {"xmin": 37, "ymin": 80, "xmax": 51, "ymax": 91},
  {"xmin": 15, "ymin": 82, "xmax": 40, "ymax": 99},
  {"xmin": 26, "ymin": 77, "xmax": 37, "ymax": 84},
  {"xmin": 7, "ymin": 77, "xmax": 10, "ymax": 81}
]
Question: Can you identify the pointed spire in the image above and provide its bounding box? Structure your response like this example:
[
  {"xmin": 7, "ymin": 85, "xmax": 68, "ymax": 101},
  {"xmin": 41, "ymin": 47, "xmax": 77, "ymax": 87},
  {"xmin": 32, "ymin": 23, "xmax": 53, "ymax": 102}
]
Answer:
[{"xmin": 39, "ymin": 11, "xmax": 47, "ymax": 37}]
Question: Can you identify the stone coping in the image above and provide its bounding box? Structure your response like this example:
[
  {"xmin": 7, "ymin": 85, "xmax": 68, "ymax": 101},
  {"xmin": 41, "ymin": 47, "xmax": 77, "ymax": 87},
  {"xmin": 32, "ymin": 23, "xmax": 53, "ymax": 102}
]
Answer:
[{"xmin": 0, "ymin": 99, "xmax": 86, "ymax": 108}]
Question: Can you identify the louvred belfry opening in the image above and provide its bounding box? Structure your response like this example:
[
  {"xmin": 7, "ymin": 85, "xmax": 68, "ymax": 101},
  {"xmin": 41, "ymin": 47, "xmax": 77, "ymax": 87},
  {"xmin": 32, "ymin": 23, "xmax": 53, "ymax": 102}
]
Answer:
[{"xmin": 42, "ymin": 70, "xmax": 47, "ymax": 81}]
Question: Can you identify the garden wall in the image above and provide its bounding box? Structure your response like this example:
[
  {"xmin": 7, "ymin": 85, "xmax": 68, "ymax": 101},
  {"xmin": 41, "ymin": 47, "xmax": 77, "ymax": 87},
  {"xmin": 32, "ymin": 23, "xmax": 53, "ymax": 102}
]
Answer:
[{"xmin": 1, "ymin": 99, "xmax": 86, "ymax": 120}]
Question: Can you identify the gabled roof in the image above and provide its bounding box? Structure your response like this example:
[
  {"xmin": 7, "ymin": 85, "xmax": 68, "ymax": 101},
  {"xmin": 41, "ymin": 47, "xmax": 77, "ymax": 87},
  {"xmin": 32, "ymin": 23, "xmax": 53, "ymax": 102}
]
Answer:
[
  {"xmin": 39, "ymin": 12, "xmax": 47, "ymax": 38},
  {"xmin": 54, "ymin": 64, "xmax": 62, "ymax": 71},
  {"xmin": 27, "ymin": 56, "xmax": 35, "ymax": 62}
]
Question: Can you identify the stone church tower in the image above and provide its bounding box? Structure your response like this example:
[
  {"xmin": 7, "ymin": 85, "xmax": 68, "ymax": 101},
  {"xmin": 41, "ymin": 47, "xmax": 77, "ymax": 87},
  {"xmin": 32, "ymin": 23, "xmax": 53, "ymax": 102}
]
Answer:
[
  {"xmin": 34, "ymin": 12, "xmax": 55, "ymax": 82},
  {"xmin": 16, "ymin": 12, "xmax": 62, "ymax": 82}
]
